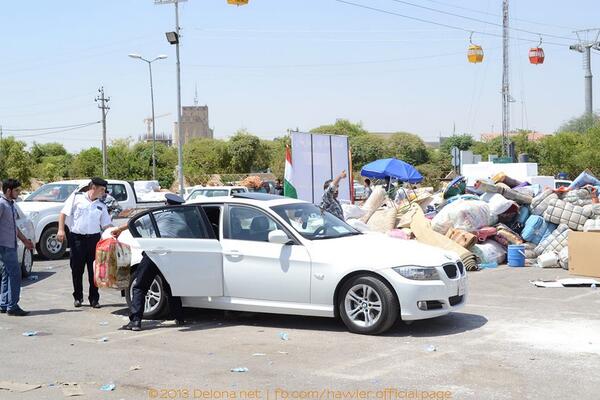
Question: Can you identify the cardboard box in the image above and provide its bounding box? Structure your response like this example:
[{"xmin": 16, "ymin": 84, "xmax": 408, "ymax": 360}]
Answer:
[{"xmin": 568, "ymin": 231, "xmax": 600, "ymax": 278}]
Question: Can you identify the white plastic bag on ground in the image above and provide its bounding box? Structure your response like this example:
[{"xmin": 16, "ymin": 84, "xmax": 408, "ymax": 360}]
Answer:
[
  {"xmin": 480, "ymin": 193, "xmax": 514, "ymax": 216},
  {"xmin": 472, "ymin": 240, "xmax": 507, "ymax": 264},
  {"xmin": 537, "ymin": 252, "xmax": 559, "ymax": 268},
  {"xmin": 346, "ymin": 219, "xmax": 371, "ymax": 232},
  {"xmin": 558, "ymin": 247, "xmax": 569, "ymax": 270},
  {"xmin": 342, "ymin": 204, "xmax": 367, "ymax": 220},
  {"xmin": 431, "ymin": 199, "xmax": 491, "ymax": 235}
]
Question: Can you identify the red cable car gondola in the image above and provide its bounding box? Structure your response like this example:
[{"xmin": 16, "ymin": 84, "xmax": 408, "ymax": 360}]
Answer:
[{"xmin": 529, "ymin": 37, "xmax": 545, "ymax": 65}]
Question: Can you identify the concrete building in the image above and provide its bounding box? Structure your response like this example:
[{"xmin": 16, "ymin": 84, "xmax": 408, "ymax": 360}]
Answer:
[
  {"xmin": 173, "ymin": 105, "xmax": 213, "ymax": 146},
  {"xmin": 139, "ymin": 132, "xmax": 173, "ymax": 147}
]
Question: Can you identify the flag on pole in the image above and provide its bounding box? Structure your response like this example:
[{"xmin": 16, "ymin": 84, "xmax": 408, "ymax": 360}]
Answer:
[{"xmin": 284, "ymin": 145, "xmax": 297, "ymax": 199}]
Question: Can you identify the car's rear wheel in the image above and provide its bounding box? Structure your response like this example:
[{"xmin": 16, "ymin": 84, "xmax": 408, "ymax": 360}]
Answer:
[
  {"xmin": 338, "ymin": 275, "xmax": 399, "ymax": 335},
  {"xmin": 125, "ymin": 271, "xmax": 169, "ymax": 320},
  {"xmin": 21, "ymin": 248, "xmax": 34, "ymax": 278},
  {"xmin": 38, "ymin": 226, "xmax": 67, "ymax": 260}
]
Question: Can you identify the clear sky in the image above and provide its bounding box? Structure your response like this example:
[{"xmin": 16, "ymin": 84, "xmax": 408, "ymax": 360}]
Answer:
[{"xmin": 1, "ymin": 0, "xmax": 599, "ymax": 152}]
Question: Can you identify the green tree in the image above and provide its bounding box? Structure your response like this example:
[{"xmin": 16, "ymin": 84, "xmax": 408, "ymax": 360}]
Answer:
[
  {"xmin": 31, "ymin": 142, "xmax": 68, "ymax": 163},
  {"xmin": 537, "ymin": 132, "xmax": 585, "ymax": 177},
  {"xmin": 71, "ymin": 147, "xmax": 103, "ymax": 178},
  {"xmin": 130, "ymin": 141, "xmax": 177, "ymax": 188},
  {"xmin": 350, "ymin": 135, "xmax": 390, "ymax": 169},
  {"xmin": 557, "ymin": 113, "xmax": 600, "ymax": 134},
  {"xmin": 183, "ymin": 138, "xmax": 231, "ymax": 184},
  {"xmin": 440, "ymin": 134, "xmax": 474, "ymax": 154},
  {"xmin": 266, "ymin": 136, "xmax": 290, "ymax": 180},
  {"xmin": 310, "ymin": 119, "xmax": 368, "ymax": 138},
  {"xmin": 0, "ymin": 136, "xmax": 32, "ymax": 186},
  {"xmin": 30, "ymin": 142, "xmax": 72, "ymax": 181},
  {"xmin": 387, "ymin": 132, "xmax": 429, "ymax": 165},
  {"xmin": 227, "ymin": 130, "xmax": 269, "ymax": 173},
  {"xmin": 107, "ymin": 139, "xmax": 134, "ymax": 180}
]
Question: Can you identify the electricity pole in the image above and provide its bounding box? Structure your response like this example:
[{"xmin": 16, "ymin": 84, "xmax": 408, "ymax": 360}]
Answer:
[
  {"xmin": 570, "ymin": 29, "xmax": 600, "ymax": 115},
  {"xmin": 501, "ymin": 0, "xmax": 511, "ymax": 157},
  {"xmin": 95, "ymin": 87, "xmax": 110, "ymax": 177}
]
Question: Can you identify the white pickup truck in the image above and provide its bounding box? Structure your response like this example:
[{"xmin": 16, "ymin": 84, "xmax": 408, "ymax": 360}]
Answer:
[{"xmin": 18, "ymin": 179, "xmax": 166, "ymax": 260}]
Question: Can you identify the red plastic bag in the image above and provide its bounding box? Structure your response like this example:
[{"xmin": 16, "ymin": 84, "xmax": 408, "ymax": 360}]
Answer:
[{"xmin": 94, "ymin": 238, "xmax": 130, "ymax": 288}]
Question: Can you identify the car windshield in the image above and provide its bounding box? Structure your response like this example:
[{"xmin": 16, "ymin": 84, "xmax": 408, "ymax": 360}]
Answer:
[
  {"xmin": 271, "ymin": 203, "xmax": 360, "ymax": 240},
  {"xmin": 25, "ymin": 184, "xmax": 80, "ymax": 202},
  {"xmin": 188, "ymin": 189, "xmax": 229, "ymax": 200}
]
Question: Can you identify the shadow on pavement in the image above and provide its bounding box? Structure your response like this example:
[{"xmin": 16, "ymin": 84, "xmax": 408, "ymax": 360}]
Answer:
[
  {"xmin": 21, "ymin": 271, "xmax": 55, "ymax": 287},
  {"xmin": 27, "ymin": 308, "xmax": 83, "ymax": 316},
  {"xmin": 386, "ymin": 312, "xmax": 488, "ymax": 337}
]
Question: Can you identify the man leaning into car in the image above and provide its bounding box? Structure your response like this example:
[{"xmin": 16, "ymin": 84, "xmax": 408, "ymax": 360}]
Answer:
[{"xmin": 0, "ymin": 179, "xmax": 35, "ymax": 316}]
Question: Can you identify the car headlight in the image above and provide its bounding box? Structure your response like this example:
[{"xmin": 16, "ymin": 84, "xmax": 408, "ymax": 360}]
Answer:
[{"xmin": 393, "ymin": 266, "xmax": 440, "ymax": 281}]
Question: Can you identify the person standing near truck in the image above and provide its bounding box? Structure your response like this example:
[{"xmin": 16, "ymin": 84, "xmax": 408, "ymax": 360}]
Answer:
[
  {"xmin": 0, "ymin": 179, "xmax": 35, "ymax": 316},
  {"xmin": 57, "ymin": 177, "xmax": 112, "ymax": 308}
]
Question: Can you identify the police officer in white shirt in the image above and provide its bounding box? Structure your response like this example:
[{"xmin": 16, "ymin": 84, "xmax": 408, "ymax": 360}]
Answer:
[{"xmin": 57, "ymin": 177, "xmax": 112, "ymax": 308}]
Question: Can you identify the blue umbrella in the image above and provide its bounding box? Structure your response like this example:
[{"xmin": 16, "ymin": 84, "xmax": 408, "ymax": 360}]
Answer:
[{"xmin": 360, "ymin": 158, "xmax": 423, "ymax": 183}]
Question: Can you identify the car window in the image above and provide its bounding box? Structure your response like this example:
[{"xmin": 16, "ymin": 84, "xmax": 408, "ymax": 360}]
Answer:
[
  {"xmin": 131, "ymin": 214, "xmax": 157, "ymax": 238},
  {"xmin": 153, "ymin": 207, "xmax": 209, "ymax": 239},
  {"xmin": 25, "ymin": 184, "xmax": 79, "ymax": 202},
  {"xmin": 271, "ymin": 203, "xmax": 359, "ymax": 240},
  {"xmin": 231, "ymin": 188, "xmax": 246, "ymax": 194},
  {"xmin": 226, "ymin": 205, "xmax": 283, "ymax": 242},
  {"xmin": 107, "ymin": 183, "xmax": 128, "ymax": 202}
]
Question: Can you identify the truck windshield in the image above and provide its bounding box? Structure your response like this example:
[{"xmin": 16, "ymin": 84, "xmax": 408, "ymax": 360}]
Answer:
[{"xmin": 25, "ymin": 184, "xmax": 80, "ymax": 202}]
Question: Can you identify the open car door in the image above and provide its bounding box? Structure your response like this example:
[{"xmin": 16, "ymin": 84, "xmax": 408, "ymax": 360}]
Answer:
[{"xmin": 129, "ymin": 205, "xmax": 223, "ymax": 297}]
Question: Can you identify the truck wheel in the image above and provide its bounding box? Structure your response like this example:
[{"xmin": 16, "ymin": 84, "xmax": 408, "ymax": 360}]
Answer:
[
  {"xmin": 21, "ymin": 248, "xmax": 34, "ymax": 278},
  {"xmin": 39, "ymin": 226, "xmax": 67, "ymax": 260},
  {"xmin": 126, "ymin": 271, "xmax": 169, "ymax": 320}
]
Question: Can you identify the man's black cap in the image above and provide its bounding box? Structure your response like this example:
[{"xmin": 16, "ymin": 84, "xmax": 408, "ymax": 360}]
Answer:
[
  {"xmin": 165, "ymin": 193, "xmax": 185, "ymax": 205},
  {"xmin": 91, "ymin": 177, "xmax": 108, "ymax": 188}
]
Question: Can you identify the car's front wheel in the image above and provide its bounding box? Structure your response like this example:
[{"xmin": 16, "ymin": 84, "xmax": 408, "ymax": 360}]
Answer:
[
  {"xmin": 38, "ymin": 226, "xmax": 67, "ymax": 260},
  {"xmin": 338, "ymin": 275, "xmax": 399, "ymax": 335},
  {"xmin": 125, "ymin": 271, "xmax": 169, "ymax": 320},
  {"xmin": 21, "ymin": 248, "xmax": 34, "ymax": 278}
]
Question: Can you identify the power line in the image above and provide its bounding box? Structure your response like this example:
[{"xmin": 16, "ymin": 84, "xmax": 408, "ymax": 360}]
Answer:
[
  {"xmin": 420, "ymin": 0, "xmax": 577, "ymax": 31},
  {"xmin": 386, "ymin": 0, "xmax": 574, "ymax": 41},
  {"xmin": 3, "ymin": 121, "xmax": 100, "ymax": 132},
  {"xmin": 8, "ymin": 122, "xmax": 100, "ymax": 138},
  {"xmin": 333, "ymin": 0, "xmax": 570, "ymax": 47}
]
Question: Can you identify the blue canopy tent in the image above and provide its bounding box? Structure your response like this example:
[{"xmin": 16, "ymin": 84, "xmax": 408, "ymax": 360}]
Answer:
[{"xmin": 360, "ymin": 158, "xmax": 423, "ymax": 183}]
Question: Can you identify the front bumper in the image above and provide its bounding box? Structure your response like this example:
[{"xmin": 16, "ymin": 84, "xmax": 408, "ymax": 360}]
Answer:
[{"xmin": 379, "ymin": 262, "xmax": 468, "ymax": 321}]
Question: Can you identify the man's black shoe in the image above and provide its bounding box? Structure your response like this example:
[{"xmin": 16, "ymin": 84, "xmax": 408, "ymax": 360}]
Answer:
[
  {"xmin": 7, "ymin": 308, "xmax": 29, "ymax": 316},
  {"xmin": 175, "ymin": 319, "xmax": 186, "ymax": 326},
  {"xmin": 0, "ymin": 308, "xmax": 6, "ymax": 314},
  {"xmin": 121, "ymin": 321, "xmax": 142, "ymax": 331},
  {"xmin": 90, "ymin": 302, "xmax": 101, "ymax": 309},
  {"xmin": 74, "ymin": 300, "xmax": 82, "ymax": 308}
]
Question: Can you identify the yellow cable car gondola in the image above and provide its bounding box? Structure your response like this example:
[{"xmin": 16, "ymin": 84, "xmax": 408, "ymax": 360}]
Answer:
[
  {"xmin": 467, "ymin": 32, "xmax": 484, "ymax": 64},
  {"xmin": 227, "ymin": 0, "xmax": 248, "ymax": 5}
]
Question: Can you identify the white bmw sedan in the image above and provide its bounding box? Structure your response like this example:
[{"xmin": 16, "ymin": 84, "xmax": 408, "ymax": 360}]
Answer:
[{"xmin": 120, "ymin": 193, "xmax": 467, "ymax": 335}]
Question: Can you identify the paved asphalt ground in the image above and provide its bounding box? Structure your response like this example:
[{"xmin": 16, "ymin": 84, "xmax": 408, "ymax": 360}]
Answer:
[{"xmin": 0, "ymin": 257, "xmax": 599, "ymax": 400}]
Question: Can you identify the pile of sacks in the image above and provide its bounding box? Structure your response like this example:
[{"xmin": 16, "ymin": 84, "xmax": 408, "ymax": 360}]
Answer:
[{"xmin": 342, "ymin": 170, "xmax": 600, "ymax": 271}]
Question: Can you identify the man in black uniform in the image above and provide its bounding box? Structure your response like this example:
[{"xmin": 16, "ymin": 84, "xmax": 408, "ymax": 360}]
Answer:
[
  {"xmin": 113, "ymin": 193, "xmax": 185, "ymax": 331},
  {"xmin": 57, "ymin": 177, "xmax": 112, "ymax": 308}
]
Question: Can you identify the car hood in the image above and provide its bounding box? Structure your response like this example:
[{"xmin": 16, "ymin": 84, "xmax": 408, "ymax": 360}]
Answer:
[
  {"xmin": 306, "ymin": 232, "xmax": 460, "ymax": 269},
  {"xmin": 18, "ymin": 201, "xmax": 64, "ymax": 214}
]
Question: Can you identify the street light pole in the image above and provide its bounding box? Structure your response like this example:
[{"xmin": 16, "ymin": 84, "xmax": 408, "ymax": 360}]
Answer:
[
  {"xmin": 175, "ymin": 0, "xmax": 184, "ymax": 196},
  {"xmin": 128, "ymin": 53, "xmax": 167, "ymax": 181},
  {"xmin": 148, "ymin": 61, "xmax": 157, "ymax": 181}
]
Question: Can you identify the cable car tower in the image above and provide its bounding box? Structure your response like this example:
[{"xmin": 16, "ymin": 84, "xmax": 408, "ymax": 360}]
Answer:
[{"xmin": 570, "ymin": 29, "xmax": 600, "ymax": 115}]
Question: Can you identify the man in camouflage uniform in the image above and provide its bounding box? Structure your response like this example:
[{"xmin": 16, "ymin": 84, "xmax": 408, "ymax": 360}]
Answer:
[{"xmin": 320, "ymin": 170, "xmax": 347, "ymax": 221}]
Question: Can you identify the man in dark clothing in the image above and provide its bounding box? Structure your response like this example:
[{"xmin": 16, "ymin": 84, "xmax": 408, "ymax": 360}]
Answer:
[
  {"xmin": 320, "ymin": 170, "xmax": 347, "ymax": 221},
  {"xmin": 0, "ymin": 179, "xmax": 35, "ymax": 316},
  {"xmin": 114, "ymin": 193, "xmax": 186, "ymax": 331},
  {"xmin": 274, "ymin": 179, "xmax": 283, "ymax": 195}
]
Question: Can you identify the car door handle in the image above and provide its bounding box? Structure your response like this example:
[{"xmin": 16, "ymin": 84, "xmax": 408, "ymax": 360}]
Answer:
[
  {"xmin": 224, "ymin": 250, "xmax": 242, "ymax": 258},
  {"xmin": 149, "ymin": 248, "xmax": 171, "ymax": 256}
]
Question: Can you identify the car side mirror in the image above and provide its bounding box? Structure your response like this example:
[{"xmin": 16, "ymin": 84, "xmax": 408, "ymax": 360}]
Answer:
[{"xmin": 268, "ymin": 230, "xmax": 292, "ymax": 245}]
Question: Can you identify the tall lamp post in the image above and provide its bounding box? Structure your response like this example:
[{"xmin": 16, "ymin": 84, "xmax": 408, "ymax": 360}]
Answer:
[
  {"xmin": 128, "ymin": 53, "xmax": 168, "ymax": 181},
  {"xmin": 157, "ymin": 0, "xmax": 248, "ymax": 195}
]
